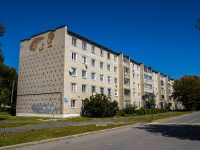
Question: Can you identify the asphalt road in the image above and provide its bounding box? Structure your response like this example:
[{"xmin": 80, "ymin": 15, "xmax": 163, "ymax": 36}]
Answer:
[{"xmin": 12, "ymin": 112, "xmax": 200, "ymax": 150}]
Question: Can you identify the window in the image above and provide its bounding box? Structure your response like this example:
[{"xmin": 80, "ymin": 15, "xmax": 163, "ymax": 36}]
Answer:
[
  {"xmin": 72, "ymin": 38, "xmax": 77, "ymax": 46},
  {"xmin": 71, "ymin": 100, "xmax": 76, "ymax": 108},
  {"xmin": 100, "ymin": 75, "xmax": 104, "ymax": 82},
  {"xmin": 138, "ymin": 84, "xmax": 140, "ymax": 89},
  {"xmin": 71, "ymin": 83, "xmax": 77, "ymax": 92},
  {"xmin": 107, "ymin": 52, "xmax": 110, "ymax": 59},
  {"xmin": 100, "ymin": 62, "xmax": 104, "ymax": 69},
  {"xmin": 138, "ymin": 93, "xmax": 141, "ymax": 98},
  {"xmin": 115, "ymin": 90, "xmax": 118, "ymax": 96},
  {"xmin": 100, "ymin": 87, "xmax": 104, "ymax": 94},
  {"xmin": 132, "ymin": 64, "xmax": 135, "ymax": 70},
  {"xmin": 91, "ymin": 46, "xmax": 95, "ymax": 53},
  {"xmin": 82, "ymin": 56, "xmax": 86, "ymax": 64},
  {"xmin": 82, "ymin": 70, "xmax": 87, "ymax": 78},
  {"xmin": 124, "ymin": 89, "xmax": 130, "ymax": 95},
  {"xmin": 137, "ymin": 75, "xmax": 140, "ymax": 80},
  {"xmin": 91, "ymin": 72, "xmax": 96, "ymax": 80},
  {"xmin": 144, "ymin": 66, "xmax": 152, "ymax": 73},
  {"xmin": 107, "ymin": 64, "xmax": 111, "ymax": 71},
  {"xmin": 108, "ymin": 76, "xmax": 111, "ymax": 83},
  {"xmin": 82, "ymin": 42, "xmax": 87, "ymax": 50},
  {"xmin": 82, "ymin": 85, "xmax": 86, "ymax": 93},
  {"xmin": 124, "ymin": 67, "xmax": 129, "ymax": 75},
  {"xmin": 133, "ymin": 73, "xmax": 135, "ymax": 78},
  {"xmin": 124, "ymin": 78, "xmax": 130, "ymax": 85},
  {"xmin": 114, "ymin": 55, "xmax": 117, "ymax": 62},
  {"xmin": 108, "ymin": 88, "xmax": 111, "ymax": 95},
  {"xmin": 133, "ymin": 82, "xmax": 136, "ymax": 88},
  {"xmin": 114, "ymin": 67, "xmax": 117, "ymax": 73},
  {"xmin": 123, "ymin": 57, "xmax": 129, "ymax": 63},
  {"xmin": 71, "ymin": 68, "xmax": 77, "ymax": 76},
  {"xmin": 100, "ymin": 49, "xmax": 104, "ymax": 56},
  {"xmin": 133, "ymin": 92, "xmax": 137, "ymax": 97},
  {"xmin": 114, "ymin": 78, "xmax": 118, "ymax": 84},
  {"xmin": 72, "ymin": 52, "xmax": 77, "ymax": 61},
  {"xmin": 91, "ymin": 59, "xmax": 95, "ymax": 66},
  {"xmin": 92, "ymin": 86, "xmax": 96, "ymax": 93}
]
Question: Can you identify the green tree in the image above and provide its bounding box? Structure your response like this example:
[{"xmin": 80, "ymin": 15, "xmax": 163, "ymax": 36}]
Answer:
[
  {"xmin": 172, "ymin": 75, "xmax": 200, "ymax": 110},
  {"xmin": 81, "ymin": 94, "xmax": 118, "ymax": 118},
  {"xmin": 0, "ymin": 20, "xmax": 17, "ymax": 112},
  {"xmin": 196, "ymin": 19, "xmax": 200, "ymax": 31}
]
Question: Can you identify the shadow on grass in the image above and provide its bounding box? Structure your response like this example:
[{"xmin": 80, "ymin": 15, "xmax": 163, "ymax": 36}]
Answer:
[
  {"xmin": 137, "ymin": 124, "xmax": 200, "ymax": 141},
  {"xmin": 0, "ymin": 118, "xmax": 6, "ymax": 121}
]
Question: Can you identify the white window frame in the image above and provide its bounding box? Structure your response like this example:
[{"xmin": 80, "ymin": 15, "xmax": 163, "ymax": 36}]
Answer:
[
  {"xmin": 71, "ymin": 100, "xmax": 76, "ymax": 108},
  {"xmin": 91, "ymin": 45, "xmax": 95, "ymax": 53},
  {"xmin": 91, "ymin": 72, "xmax": 96, "ymax": 80},
  {"xmin": 82, "ymin": 56, "xmax": 86, "ymax": 64},
  {"xmin": 107, "ymin": 52, "xmax": 110, "ymax": 59},
  {"xmin": 114, "ymin": 55, "xmax": 117, "ymax": 62},
  {"xmin": 71, "ymin": 83, "xmax": 77, "ymax": 92},
  {"xmin": 100, "ymin": 87, "xmax": 104, "ymax": 94},
  {"xmin": 114, "ymin": 78, "xmax": 118, "ymax": 84},
  {"xmin": 71, "ymin": 68, "xmax": 77, "ymax": 76},
  {"xmin": 108, "ymin": 76, "xmax": 111, "ymax": 83},
  {"xmin": 107, "ymin": 64, "xmax": 111, "ymax": 71},
  {"xmin": 82, "ymin": 70, "xmax": 87, "ymax": 79},
  {"xmin": 72, "ymin": 38, "xmax": 77, "ymax": 46},
  {"xmin": 82, "ymin": 42, "xmax": 87, "ymax": 50},
  {"xmin": 100, "ymin": 74, "xmax": 104, "ymax": 82},
  {"xmin": 91, "ymin": 59, "xmax": 95, "ymax": 66},
  {"xmin": 72, "ymin": 52, "xmax": 77, "ymax": 61},
  {"xmin": 100, "ymin": 49, "xmax": 104, "ymax": 57},
  {"xmin": 108, "ymin": 88, "xmax": 111, "ymax": 95},
  {"xmin": 100, "ymin": 62, "xmax": 104, "ymax": 69},
  {"xmin": 82, "ymin": 85, "xmax": 87, "ymax": 93},
  {"xmin": 115, "ymin": 90, "xmax": 118, "ymax": 96},
  {"xmin": 92, "ymin": 86, "xmax": 96, "ymax": 93}
]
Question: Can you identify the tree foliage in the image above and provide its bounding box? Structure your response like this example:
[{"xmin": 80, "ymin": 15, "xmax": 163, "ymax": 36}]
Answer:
[
  {"xmin": 196, "ymin": 18, "xmax": 200, "ymax": 31},
  {"xmin": 81, "ymin": 94, "xmax": 118, "ymax": 118},
  {"xmin": 172, "ymin": 75, "xmax": 200, "ymax": 110},
  {"xmin": 0, "ymin": 20, "xmax": 17, "ymax": 111},
  {"xmin": 0, "ymin": 20, "xmax": 5, "ymax": 37}
]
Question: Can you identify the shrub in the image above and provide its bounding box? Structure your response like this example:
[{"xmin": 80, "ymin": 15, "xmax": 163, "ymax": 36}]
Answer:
[
  {"xmin": 81, "ymin": 94, "xmax": 118, "ymax": 118},
  {"xmin": 122, "ymin": 104, "xmax": 137, "ymax": 114}
]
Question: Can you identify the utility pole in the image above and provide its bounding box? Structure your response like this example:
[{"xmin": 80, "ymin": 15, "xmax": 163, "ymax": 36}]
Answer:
[{"xmin": 10, "ymin": 80, "xmax": 15, "ymax": 104}]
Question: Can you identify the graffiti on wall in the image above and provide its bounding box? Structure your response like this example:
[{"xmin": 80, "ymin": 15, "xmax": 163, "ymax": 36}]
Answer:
[
  {"xmin": 32, "ymin": 103, "xmax": 60, "ymax": 114},
  {"xmin": 29, "ymin": 31, "xmax": 55, "ymax": 52}
]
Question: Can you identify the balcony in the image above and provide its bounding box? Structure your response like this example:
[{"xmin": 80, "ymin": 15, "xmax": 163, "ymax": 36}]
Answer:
[{"xmin": 124, "ymin": 94, "xmax": 131, "ymax": 100}]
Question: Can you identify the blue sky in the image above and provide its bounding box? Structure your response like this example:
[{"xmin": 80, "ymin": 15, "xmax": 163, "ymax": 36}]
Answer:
[{"xmin": 0, "ymin": 0, "xmax": 200, "ymax": 79}]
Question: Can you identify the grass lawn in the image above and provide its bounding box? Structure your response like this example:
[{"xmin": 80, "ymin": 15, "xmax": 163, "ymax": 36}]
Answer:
[
  {"xmin": 0, "ymin": 124, "xmax": 128, "ymax": 147},
  {"xmin": 115, "ymin": 111, "xmax": 194, "ymax": 123},
  {"xmin": 0, "ymin": 122, "xmax": 46, "ymax": 128}
]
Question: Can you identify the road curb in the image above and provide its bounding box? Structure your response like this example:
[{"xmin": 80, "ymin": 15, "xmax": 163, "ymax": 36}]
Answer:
[{"xmin": 0, "ymin": 123, "xmax": 141, "ymax": 150}]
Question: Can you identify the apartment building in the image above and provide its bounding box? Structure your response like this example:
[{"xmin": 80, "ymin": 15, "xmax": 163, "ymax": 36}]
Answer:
[{"xmin": 16, "ymin": 25, "xmax": 177, "ymax": 117}]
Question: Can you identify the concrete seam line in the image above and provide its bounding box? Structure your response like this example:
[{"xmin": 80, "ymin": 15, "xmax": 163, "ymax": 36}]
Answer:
[{"xmin": 0, "ymin": 124, "xmax": 135, "ymax": 150}]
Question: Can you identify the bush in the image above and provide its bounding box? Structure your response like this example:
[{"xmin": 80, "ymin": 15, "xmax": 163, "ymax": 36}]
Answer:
[
  {"xmin": 81, "ymin": 94, "xmax": 118, "ymax": 118},
  {"xmin": 117, "ymin": 106, "xmax": 168, "ymax": 117},
  {"xmin": 122, "ymin": 104, "xmax": 137, "ymax": 114}
]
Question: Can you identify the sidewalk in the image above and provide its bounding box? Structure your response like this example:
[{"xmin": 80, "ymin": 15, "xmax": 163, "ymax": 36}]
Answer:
[
  {"xmin": 0, "ymin": 117, "xmax": 135, "ymax": 134},
  {"xmin": 0, "ymin": 112, "xmax": 182, "ymax": 134}
]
